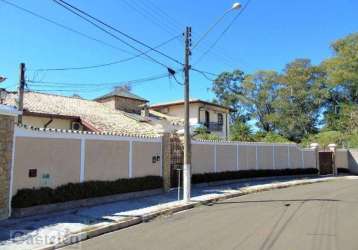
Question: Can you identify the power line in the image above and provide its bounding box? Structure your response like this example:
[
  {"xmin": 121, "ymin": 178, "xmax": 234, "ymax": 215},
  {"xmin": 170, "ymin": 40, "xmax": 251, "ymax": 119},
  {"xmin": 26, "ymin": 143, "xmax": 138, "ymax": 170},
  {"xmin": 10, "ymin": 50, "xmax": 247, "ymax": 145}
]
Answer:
[
  {"xmin": 53, "ymin": 0, "xmax": 183, "ymax": 67},
  {"xmin": 192, "ymin": 7, "xmax": 234, "ymax": 50},
  {"xmin": 191, "ymin": 68, "xmax": 219, "ymax": 77},
  {"xmin": 121, "ymin": 0, "xmax": 180, "ymax": 39},
  {"xmin": 142, "ymin": 0, "xmax": 184, "ymax": 32},
  {"xmin": 53, "ymin": 0, "xmax": 176, "ymax": 70},
  {"xmin": 194, "ymin": 0, "xmax": 252, "ymax": 65},
  {"xmin": 191, "ymin": 68, "xmax": 219, "ymax": 81},
  {"xmin": 31, "ymin": 34, "xmax": 181, "ymax": 71},
  {"xmin": 0, "ymin": 0, "xmax": 134, "ymax": 55},
  {"xmin": 118, "ymin": 0, "xmax": 245, "ymax": 70},
  {"xmin": 138, "ymin": 0, "xmax": 245, "ymax": 69},
  {"xmin": 27, "ymin": 72, "xmax": 171, "ymax": 88}
]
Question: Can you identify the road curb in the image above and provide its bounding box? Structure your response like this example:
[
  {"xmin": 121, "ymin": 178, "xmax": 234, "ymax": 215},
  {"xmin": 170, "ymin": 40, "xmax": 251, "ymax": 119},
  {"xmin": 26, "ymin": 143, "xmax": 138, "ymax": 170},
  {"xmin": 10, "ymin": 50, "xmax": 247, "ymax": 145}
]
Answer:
[{"xmin": 34, "ymin": 176, "xmax": 340, "ymax": 250}]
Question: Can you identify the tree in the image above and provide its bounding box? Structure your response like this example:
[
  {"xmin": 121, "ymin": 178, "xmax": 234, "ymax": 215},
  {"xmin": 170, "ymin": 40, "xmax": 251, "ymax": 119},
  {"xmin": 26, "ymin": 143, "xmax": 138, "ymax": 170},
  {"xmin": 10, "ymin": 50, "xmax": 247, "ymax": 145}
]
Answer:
[
  {"xmin": 211, "ymin": 69, "xmax": 247, "ymax": 122},
  {"xmin": 241, "ymin": 70, "xmax": 280, "ymax": 132},
  {"xmin": 325, "ymin": 103, "xmax": 358, "ymax": 133},
  {"xmin": 322, "ymin": 33, "xmax": 358, "ymax": 131},
  {"xmin": 212, "ymin": 70, "xmax": 279, "ymax": 132},
  {"xmin": 323, "ymin": 33, "xmax": 358, "ymax": 104},
  {"xmin": 271, "ymin": 59, "xmax": 328, "ymax": 142},
  {"xmin": 230, "ymin": 119, "xmax": 254, "ymax": 141}
]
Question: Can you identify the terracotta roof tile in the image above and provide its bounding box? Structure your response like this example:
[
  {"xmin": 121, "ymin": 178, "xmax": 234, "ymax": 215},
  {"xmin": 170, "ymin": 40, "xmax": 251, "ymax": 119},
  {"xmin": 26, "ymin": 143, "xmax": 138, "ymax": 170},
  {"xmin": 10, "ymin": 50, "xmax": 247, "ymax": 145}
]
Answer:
[{"xmin": 4, "ymin": 91, "xmax": 166, "ymax": 136}]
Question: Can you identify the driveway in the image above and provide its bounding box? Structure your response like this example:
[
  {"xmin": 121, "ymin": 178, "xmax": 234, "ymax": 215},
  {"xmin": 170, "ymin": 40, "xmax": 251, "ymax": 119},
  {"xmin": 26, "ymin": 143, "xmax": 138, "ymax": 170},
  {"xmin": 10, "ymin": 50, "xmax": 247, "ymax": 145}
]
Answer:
[{"xmin": 64, "ymin": 178, "xmax": 358, "ymax": 250}]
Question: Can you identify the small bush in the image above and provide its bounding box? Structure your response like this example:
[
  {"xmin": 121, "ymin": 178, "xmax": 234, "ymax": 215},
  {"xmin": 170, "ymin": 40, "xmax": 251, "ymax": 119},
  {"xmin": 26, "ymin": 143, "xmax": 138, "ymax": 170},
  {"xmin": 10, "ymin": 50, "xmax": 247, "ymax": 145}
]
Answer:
[
  {"xmin": 337, "ymin": 168, "xmax": 350, "ymax": 174},
  {"xmin": 191, "ymin": 168, "xmax": 318, "ymax": 184},
  {"xmin": 12, "ymin": 176, "xmax": 163, "ymax": 208}
]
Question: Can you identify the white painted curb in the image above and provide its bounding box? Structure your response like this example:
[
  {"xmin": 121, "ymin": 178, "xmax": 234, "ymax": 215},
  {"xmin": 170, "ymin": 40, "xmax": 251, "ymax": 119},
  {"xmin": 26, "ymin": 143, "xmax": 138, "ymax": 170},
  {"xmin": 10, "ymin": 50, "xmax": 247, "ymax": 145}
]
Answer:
[{"xmin": 30, "ymin": 176, "xmax": 356, "ymax": 250}]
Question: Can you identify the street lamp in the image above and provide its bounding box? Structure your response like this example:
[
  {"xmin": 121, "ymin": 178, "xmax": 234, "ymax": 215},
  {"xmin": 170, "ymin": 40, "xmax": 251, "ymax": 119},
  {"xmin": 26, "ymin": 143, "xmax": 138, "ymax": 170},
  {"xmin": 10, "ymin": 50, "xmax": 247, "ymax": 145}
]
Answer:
[
  {"xmin": 192, "ymin": 2, "xmax": 241, "ymax": 50},
  {"xmin": 0, "ymin": 75, "xmax": 7, "ymax": 104},
  {"xmin": 232, "ymin": 2, "xmax": 242, "ymax": 10}
]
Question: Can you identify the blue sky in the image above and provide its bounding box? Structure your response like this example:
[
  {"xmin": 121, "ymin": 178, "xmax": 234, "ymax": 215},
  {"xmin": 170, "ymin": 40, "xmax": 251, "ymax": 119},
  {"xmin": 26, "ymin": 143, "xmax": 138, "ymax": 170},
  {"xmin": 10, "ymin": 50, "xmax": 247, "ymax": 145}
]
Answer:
[{"xmin": 0, "ymin": 0, "xmax": 357, "ymax": 104}]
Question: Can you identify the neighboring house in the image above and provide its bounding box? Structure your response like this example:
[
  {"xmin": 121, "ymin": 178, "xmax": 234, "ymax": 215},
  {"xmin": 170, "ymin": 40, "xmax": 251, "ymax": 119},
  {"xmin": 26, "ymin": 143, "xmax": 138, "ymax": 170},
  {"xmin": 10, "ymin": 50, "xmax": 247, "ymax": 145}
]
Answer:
[
  {"xmin": 94, "ymin": 87, "xmax": 149, "ymax": 114},
  {"xmin": 1, "ymin": 88, "xmax": 182, "ymax": 136},
  {"xmin": 150, "ymin": 99, "xmax": 232, "ymax": 139}
]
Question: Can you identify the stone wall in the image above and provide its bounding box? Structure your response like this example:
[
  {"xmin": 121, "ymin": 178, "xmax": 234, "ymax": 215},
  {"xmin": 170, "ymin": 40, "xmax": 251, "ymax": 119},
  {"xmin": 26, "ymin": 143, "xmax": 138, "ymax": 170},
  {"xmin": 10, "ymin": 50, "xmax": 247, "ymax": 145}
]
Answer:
[
  {"xmin": 161, "ymin": 133, "xmax": 171, "ymax": 191},
  {"xmin": 0, "ymin": 115, "xmax": 15, "ymax": 220}
]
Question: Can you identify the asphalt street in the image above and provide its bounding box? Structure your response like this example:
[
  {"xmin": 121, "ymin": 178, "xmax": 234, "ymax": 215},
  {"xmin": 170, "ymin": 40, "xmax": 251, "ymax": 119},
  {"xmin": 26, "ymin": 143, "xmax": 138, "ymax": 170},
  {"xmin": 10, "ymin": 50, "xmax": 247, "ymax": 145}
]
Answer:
[{"xmin": 64, "ymin": 179, "xmax": 358, "ymax": 250}]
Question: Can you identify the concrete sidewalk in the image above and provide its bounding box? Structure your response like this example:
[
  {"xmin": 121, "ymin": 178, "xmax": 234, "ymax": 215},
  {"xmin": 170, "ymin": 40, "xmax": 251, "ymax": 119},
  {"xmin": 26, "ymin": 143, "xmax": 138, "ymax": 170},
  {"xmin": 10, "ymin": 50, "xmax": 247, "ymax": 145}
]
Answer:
[{"xmin": 0, "ymin": 175, "xmax": 351, "ymax": 250}]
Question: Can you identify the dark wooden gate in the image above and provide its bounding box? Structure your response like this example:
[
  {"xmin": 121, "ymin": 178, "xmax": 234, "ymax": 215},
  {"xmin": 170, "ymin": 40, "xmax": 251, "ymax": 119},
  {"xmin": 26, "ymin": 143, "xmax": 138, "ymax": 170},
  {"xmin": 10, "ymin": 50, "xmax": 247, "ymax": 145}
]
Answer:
[{"xmin": 319, "ymin": 151, "xmax": 333, "ymax": 175}]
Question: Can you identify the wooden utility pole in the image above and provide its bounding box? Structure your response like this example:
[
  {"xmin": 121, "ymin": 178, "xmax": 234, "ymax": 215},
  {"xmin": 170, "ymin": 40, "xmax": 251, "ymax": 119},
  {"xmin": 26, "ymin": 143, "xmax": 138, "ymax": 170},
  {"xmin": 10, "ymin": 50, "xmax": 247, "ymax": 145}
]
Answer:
[
  {"xmin": 18, "ymin": 63, "xmax": 25, "ymax": 124},
  {"xmin": 183, "ymin": 27, "xmax": 192, "ymax": 202}
]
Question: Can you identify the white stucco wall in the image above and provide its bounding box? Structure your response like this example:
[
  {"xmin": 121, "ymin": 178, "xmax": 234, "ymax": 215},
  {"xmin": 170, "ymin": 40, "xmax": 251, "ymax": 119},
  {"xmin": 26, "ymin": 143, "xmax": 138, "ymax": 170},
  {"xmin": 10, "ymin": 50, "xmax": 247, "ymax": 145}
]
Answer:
[
  {"xmin": 23, "ymin": 116, "xmax": 74, "ymax": 130},
  {"xmin": 153, "ymin": 102, "xmax": 230, "ymax": 139},
  {"xmin": 158, "ymin": 103, "xmax": 200, "ymax": 125}
]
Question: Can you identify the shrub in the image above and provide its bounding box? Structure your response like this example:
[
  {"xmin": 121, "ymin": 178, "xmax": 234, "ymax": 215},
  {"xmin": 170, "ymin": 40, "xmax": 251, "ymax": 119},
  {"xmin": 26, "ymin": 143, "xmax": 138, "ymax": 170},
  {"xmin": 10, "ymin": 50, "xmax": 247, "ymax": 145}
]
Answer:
[
  {"xmin": 191, "ymin": 168, "xmax": 318, "ymax": 184},
  {"xmin": 300, "ymin": 130, "xmax": 358, "ymax": 149},
  {"xmin": 12, "ymin": 176, "xmax": 163, "ymax": 208},
  {"xmin": 194, "ymin": 132, "xmax": 221, "ymax": 141},
  {"xmin": 337, "ymin": 168, "xmax": 350, "ymax": 174},
  {"xmin": 261, "ymin": 132, "xmax": 291, "ymax": 143}
]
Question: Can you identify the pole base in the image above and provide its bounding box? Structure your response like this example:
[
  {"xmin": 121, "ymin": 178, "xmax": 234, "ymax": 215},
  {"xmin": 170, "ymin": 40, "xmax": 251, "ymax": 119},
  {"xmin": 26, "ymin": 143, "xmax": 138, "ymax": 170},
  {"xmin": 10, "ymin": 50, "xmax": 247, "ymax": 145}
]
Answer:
[{"xmin": 183, "ymin": 164, "xmax": 191, "ymax": 202}]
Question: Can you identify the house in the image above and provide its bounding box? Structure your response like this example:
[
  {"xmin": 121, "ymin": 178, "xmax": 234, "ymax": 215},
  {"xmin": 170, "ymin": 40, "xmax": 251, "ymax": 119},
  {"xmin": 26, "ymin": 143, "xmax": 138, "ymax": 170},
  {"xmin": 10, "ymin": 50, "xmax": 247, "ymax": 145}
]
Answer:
[
  {"xmin": 1, "ymin": 88, "xmax": 182, "ymax": 136},
  {"xmin": 1, "ymin": 87, "xmax": 232, "ymax": 138},
  {"xmin": 94, "ymin": 87, "xmax": 149, "ymax": 114},
  {"xmin": 150, "ymin": 99, "xmax": 232, "ymax": 139}
]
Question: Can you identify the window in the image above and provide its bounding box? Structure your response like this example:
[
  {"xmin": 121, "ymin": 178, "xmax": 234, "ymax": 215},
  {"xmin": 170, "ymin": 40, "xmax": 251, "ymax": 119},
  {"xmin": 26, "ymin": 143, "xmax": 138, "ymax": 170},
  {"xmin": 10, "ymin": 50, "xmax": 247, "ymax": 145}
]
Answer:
[
  {"xmin": 205, "ymin": 111, "xmax": 210, "ymax": 126},
  {"xmin": 28, "ymin": 169, "xmax": 37, "ymax": 178},
  {"xmin": 217, "ymin": 113, "xmax": 223, "ymax": 125}
]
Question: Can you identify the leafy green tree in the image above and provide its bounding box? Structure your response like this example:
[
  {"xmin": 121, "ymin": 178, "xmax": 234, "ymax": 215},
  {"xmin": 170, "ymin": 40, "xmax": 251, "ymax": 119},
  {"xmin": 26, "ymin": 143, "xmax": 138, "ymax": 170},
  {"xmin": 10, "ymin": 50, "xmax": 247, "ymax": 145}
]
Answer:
[
  {"xmin": 323, "ymin": 33, "xmax": 358, "ymax": 103},
  {"xmin": 241, "ymin": 70, "xmax": 280, "ymax": 132},
  {"xmin": 211, "ymin": 70, "xmax": 247, "ymax": 122},
  {"xmin": 322, "ymin": 33, "xmax": 358, "ymax": 131},
  {"xmin": 271, "ymin": 59, "xmax": 328, "ymax": 142},
  {"xmin": 230, "ymin": 119, "xmax": 254, "ymax": 141},
  {"xmin": 300, "ymin": 130, "xmax": 358, "ymax": 149},
  {"xmin": 325, "ymin": 103, "xmax": 358, "ymax": 133},
  {"xmin": 212, "ymin": 70, "xmax": 279, "ymax": 132}
]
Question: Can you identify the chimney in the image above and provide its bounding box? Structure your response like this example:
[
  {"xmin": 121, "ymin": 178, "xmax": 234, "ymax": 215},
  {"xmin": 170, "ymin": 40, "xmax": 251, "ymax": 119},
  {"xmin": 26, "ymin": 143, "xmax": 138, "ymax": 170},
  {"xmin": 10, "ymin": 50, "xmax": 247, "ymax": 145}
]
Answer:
[
  {"xmin": 0, "ymin": 88, "xmax": 7, "ymax": 104},
  {"xmin": 140, "ymin": 104, "xmax": 149, "ymax": 118}
]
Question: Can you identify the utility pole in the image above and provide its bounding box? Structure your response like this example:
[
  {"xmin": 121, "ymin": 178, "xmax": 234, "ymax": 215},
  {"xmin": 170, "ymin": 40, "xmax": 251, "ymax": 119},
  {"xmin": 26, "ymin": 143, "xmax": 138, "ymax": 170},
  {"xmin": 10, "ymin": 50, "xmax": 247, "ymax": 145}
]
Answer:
[
  {"xmin": 183, "ymin": 27, "xmax": 192, "ymax": 202},
  {"xmin": 18, "ymin": 63, "xmax": 25, "ymax": 124}
]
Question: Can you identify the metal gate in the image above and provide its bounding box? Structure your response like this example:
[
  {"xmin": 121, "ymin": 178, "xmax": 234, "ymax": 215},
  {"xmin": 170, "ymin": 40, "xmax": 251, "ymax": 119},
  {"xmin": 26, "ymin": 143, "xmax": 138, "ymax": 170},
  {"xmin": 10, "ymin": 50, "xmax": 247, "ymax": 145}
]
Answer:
[
  {"xmin": 319, "ymin": 151, "xmax": 333, "ymax": 175},
  {"xmin": 170, "ymin": 135, "xmax": 183, "ymax": 188}
]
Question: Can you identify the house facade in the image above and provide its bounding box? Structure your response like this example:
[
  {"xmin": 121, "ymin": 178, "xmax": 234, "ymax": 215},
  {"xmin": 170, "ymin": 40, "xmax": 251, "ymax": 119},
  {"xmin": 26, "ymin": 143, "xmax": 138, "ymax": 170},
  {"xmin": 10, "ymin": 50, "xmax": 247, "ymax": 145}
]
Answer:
[
  {"xmin": 150, "ymin": 99, "xmax": 232, "ymax": 139},
  {"xmin": 1, "ymin": 88, "xmax": 231, "ymax": 138},
  {"xmin": 1, "ymin": 88, "xmax": 181, "ymax": 136}
]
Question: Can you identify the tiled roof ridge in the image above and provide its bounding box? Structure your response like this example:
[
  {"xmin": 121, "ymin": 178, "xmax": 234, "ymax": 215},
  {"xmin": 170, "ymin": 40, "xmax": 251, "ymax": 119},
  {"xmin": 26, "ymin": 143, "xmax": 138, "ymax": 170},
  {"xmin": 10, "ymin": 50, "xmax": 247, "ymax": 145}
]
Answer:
[
  {"xmin": 24, "ymin": 90, "xmax": 150, "ymax": 118},
  {"xmin": 25, "ymin": 90, "xmax": 99, "ymax": 104},
  {"xmin": 192, "ymin": 138, "xmax": 296, "ymax": 145},
  {"xmin": 16, "ymin": 124, "xmax": 162, "ymax": 139}
]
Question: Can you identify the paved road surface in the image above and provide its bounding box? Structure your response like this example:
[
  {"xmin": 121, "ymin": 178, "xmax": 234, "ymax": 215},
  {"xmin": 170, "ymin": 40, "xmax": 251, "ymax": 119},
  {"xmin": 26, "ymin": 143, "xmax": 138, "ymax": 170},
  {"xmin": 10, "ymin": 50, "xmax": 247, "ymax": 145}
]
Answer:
[{"xmin": 65, "ymin": 179, "xmax": 358, "ymax": 250}]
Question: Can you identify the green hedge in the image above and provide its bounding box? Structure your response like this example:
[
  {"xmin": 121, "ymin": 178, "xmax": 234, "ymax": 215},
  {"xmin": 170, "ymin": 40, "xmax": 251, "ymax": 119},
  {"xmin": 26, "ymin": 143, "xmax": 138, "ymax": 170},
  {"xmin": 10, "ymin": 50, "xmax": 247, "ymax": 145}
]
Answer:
[
  {"xmin": 12, "ymin": 176, "xmax": 163, "ymax": 208},
  {"xmin": 191, "ymin": 168, "xmax": 318, "ymax": 184},
  {"xmin": 337, "ymin": 168, "xmax": 350, "ymax": 174}
]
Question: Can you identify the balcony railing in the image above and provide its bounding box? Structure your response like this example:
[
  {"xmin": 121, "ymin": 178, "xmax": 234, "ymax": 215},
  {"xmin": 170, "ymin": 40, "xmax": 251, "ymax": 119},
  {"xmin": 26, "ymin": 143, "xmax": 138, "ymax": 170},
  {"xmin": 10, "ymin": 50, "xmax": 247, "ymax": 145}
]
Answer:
[{"xmin": 205, "ymin": 122, "xmax": 223, "ymax": 132}]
